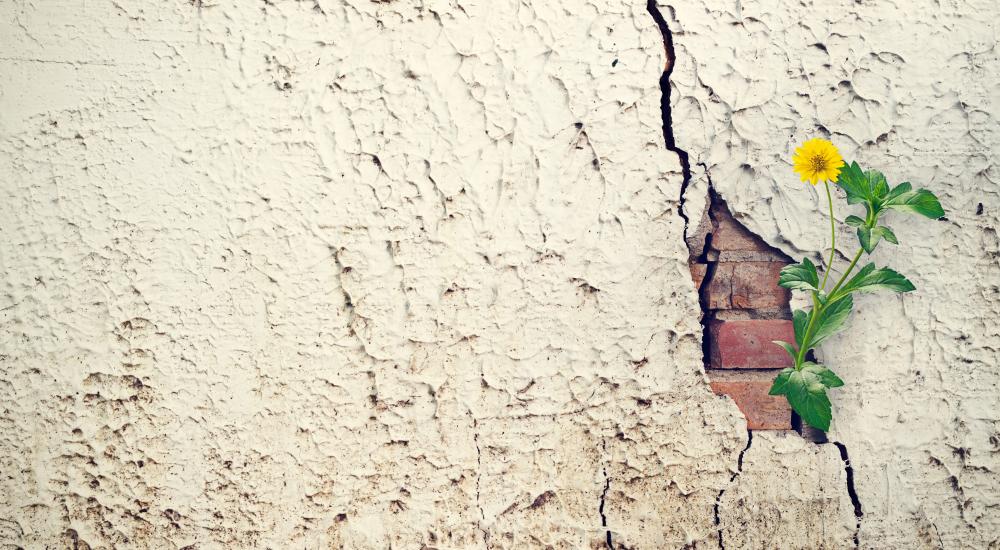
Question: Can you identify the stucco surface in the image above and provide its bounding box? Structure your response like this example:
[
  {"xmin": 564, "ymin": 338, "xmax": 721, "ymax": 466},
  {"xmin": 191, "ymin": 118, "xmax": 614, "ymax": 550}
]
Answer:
[
  {"xmin": 666, "ymin": 0, "xmax": 1000, "ymax": 547},
  {"xmin": 0, "ymin": 0, "xmax": 996, "ymax": 549},
  {"xmin": 717, "ymin": 432, "xmax": 855, "ymax": 549}
]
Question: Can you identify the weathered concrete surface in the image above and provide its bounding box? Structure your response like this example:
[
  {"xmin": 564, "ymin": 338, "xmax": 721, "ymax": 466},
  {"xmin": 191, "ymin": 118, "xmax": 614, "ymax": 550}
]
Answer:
[
  {"xmin": 0, "ymin": 1, "xmax": 749, "ymax": 548},
  {"xmin": 718, "ymin": 432, "xmax": 856, "ymax": 550},
  {"xmin": 667, "ymin": 0, "xmax": 1000, "ymax": 548},
  {"xmin": 0, "ymin": 0, "xmax": 995, "ymax": 548}
]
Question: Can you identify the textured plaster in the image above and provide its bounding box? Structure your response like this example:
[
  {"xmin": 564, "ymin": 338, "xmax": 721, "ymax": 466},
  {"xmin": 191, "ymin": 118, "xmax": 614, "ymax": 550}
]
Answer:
[
  {"xmin": 0, "ymin": 1, "xmax": 996, "ymax": 549},
  {"xmin": 0, "ymin": 1, "xmax": 745, "ymax": 548},
  {"xmin": 717, "ymin": 432, "xmax": 856, "ymax": 550},
  {"xmin": 666, "ymin": 0, "xmax": 1000, "ymax": 547}
]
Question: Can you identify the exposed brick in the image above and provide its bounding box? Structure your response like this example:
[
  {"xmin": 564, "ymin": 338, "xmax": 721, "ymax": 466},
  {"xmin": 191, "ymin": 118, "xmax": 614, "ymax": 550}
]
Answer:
[
  {"xmin": 709, "ymin": 372, "xmax": 792, "ymax": 430},
  {"xmin": 717, "ymin": 249, "xmax": 787, "ymax": 262},
  {"xmin": 703, "ymin": 263, "xmax": 734, "ymax": 309},
  {"xmin": 731, "ymin": 262, "xmax": 790, "ymax": 310},
  {"xmin": 709, "ymin": 202, "xmax": 772, "ymax": 253},
  {"xmin": 709, "ymin": 202, "xmax": 787, "ymax": 262},
  {"xmin": 714, "ymin": 309, "xmax": 787, "ymax": 322},
  {"xmin": 689, "ymin": 262, "xmax": 708, "ymax": 290},
  {"xmin": 703, "ymin": 262, "xmax": 789, "ymax": 311},
  {"xmin": 695, "ymin": 195, "xmax": 797, "ymax": 433},
  {"xmin": 708, "ymin": 319, "xmax": 795, "ymax": 369}
]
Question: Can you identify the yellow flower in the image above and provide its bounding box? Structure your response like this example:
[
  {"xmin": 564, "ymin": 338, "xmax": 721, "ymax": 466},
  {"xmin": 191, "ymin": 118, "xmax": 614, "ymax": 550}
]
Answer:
[{"xmin": 792, "ymin": 138, "xmax": 845, "ymax": 185}]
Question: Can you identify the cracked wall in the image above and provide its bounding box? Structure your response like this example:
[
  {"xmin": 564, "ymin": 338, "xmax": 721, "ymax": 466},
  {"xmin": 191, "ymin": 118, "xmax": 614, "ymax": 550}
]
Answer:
[
  {"xmin": 0, "ymin": 0, "xmax": 997, "ymax": 549},
  {"xmin": 663, "ymin": 0, "xmax": 1000, "ymax": 548}
]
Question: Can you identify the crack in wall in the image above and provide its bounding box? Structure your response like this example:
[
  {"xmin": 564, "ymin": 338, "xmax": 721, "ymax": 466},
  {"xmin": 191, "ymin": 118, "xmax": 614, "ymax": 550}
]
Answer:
[
  {"xmin": 695, "ymin": 168, "xmax": 720, "ymax": 367},
  {"xmin": 641, "ymin": 8, "xmax": 753, "ymax": 546},
  {"xmin": 832, "ymin": 441, "xmax": 864, "ymax": 548},
  {"xmin": 712, "ymin": 431, "xmax": 752, "ymax": 550},
  {"xmin": 645, "ymin": 5, "xmax": 865, "ymax": 549},
  {"xmin": 473, "ymin": 418, "xmax": 490, "ymax": 545},
  {"xmin": 645, "ymin": 0, "xmax": 692, "ymax": 239},
  {"xmin": 599, "ymin": 439, "xmax": 613, "ymax": 549}
]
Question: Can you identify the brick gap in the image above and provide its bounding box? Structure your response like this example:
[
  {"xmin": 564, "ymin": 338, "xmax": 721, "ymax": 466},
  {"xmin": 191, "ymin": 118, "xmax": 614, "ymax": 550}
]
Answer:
[
  {"xmin": 688, "ymin": 188, "xmax": 818, "ymax": 434},
  {"xmin": 691, "ymin": 189, "xmax": 862, "ymax": 543}
]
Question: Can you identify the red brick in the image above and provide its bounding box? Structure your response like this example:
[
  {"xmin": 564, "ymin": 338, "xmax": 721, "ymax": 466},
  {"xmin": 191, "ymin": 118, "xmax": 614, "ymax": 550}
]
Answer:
[
  {"xmin": 709, "ymin": 202, "xmax": 774, "ymax": 253},
  {"xmin": 709, "ymin": 373, "xmax": 792, "ymax": 430},
  {"xmin": 703, "ymin": 262, "xmax": 790, "ymax": 311},
  {"xmin": 717, "ymin": 249, "xmax": 787, "ymax": 263},
  {"xmin": 689, "ymin": 262, "xmax": 708, "ymax": 290},
  {"xmin": 708, "ymin": 319, "xmax": 795, "ymax": 369},
  {"xmin": 707, "ymin": 202, "xmax": 787, "ymax": 262},
  {"xmin": 731, "ymin": 262, "xmax": 790, "ymax": 310},
  {"xmin": 703, "ymin": 263, "xmax": 734, "ymax": 309}
]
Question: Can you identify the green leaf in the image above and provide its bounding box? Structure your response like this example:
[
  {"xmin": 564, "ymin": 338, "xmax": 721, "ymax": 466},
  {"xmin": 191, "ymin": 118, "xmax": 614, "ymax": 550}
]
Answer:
[
  {"xmin": 836, "ymin": 162, "xmax": 891, "ymax": 203},
  {"xmin": 801, "ymin": 362, "xmax": 845, "ymax": 388},
  {"xmin": 839, "ymin": 263, "xmax": 915, "ymax": 295},
  {"xmin": 857, "ymin": 226, "xmax": 880, "ymax": 253},
  {"xmin": 872, "ymin": 226, "xmax": 898, "ymax": 245},
  {"xmin": 884, "ymin": 181, "xmax": 912, "ymax": 204},
  {"xmin": 772, "ymin": 340, "xmax": 797, "ymax": 361},
  {"xmin": 784, "ymin": 370, "xmax": 833, "ymax": 431},
  {"xmin": 809, "ymin": 294, "xmax": 853, "ymax": 348},
  {"xmin": 792, "ymin": 309, "xmax": 809, "ymax": 349},
  {"xmin": 869, "ymin": 170, "xmax": 889, "ymax": 201},
  {"xmin": 840, "ymin": 262, "xmax": 875, "ymax": 290},
  {"xmin": 769, "ymin": 367, "xmax": 795, "ymax": 396},
  {"xmin": 884, "ymin": 188, "xmax": 945, "ymax": 219},
  {"xmin": 844, "ymin": 215, "xmax": 865, "ymax": 227},
  {"xmin": 779, "ymin": 257, "xmax": 820, "ymax": 291},
  {"xmin": 836, "ymin": 162, "xmax": 870, "ymax": 205}
]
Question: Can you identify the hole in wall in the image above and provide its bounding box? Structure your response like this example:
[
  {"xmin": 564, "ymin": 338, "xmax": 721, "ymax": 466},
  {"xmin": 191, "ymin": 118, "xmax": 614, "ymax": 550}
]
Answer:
[{"xmin": 687, "ymin": 190, "xmax": 805, "ymax": 433}]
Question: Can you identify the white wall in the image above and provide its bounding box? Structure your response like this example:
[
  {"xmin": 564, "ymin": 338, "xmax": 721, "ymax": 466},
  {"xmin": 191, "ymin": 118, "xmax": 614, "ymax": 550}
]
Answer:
[
  {"xmin": 0, "ymin": 1, "xmax": 996, "ymax": 548},
  {"xmin": 669, "ymin": 1, "xmax": 1000, "ymax": 547}
]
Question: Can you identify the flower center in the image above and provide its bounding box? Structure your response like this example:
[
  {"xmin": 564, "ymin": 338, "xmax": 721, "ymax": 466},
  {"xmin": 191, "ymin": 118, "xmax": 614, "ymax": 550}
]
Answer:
[{"xmin": 809, "ymin": 154, "xmax": 828, "ymax": 174}]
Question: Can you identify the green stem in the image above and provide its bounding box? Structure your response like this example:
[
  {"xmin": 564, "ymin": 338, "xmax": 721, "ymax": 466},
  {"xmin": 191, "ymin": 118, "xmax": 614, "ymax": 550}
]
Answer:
[
  {"xmin": 793, "ymin": 175, "xmax": 871, "ymax": 368},
  {"xmin": 820, "ymin": 181, "xmax": 836, "ymax": 290},
  {"xmin": 795, "ymin": 247, "xmax": 865, "ymax": 368},
  {"xmin": 795, "ymin": 180, "xmax": 839, "ymax": 367},
  {"xmin": 795, "ymin": 293, "xmax": 822, "ymax": 367},
  {"xmin": 829, "ymin": 248, "xmax": 864, "ymax": 297}
]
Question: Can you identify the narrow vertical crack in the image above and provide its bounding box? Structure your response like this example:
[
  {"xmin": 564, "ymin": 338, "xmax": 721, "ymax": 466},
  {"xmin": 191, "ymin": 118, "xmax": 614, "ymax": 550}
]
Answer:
[
  {"xmin": 713, "ymin": 431, "xmax": 752, "ymax": 549},
  {"xmin": 645, "ymin": 0, "xmax": 692, "ymax": 239},
  {"xmin": 331, "ymin": 246, "xmax": 369, "ymax": 355},
  {"xmin": 599, "ymin": 468, "xmax": 612, "ymax": 549},
  {"xmin": 331, "ymin": 247, "xmax": 355, "ymax": 316},
  {"xmin": 599, "ymin": 439, "xmax": 613, "ymax": 549},
  {"xmin": 832, "ymin": 441, "xmax": 863, "ymax": 548},
  {"xmin": 642, "ymin": 9, "xmax": 753, "ymax": 546},
  {"xmin": 473, "ymin": 417, "xmax": 489, "ymax": 545},
  {"xmin": 695, "ymin": 168, "xmax": 720, "ymax": 366}
]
